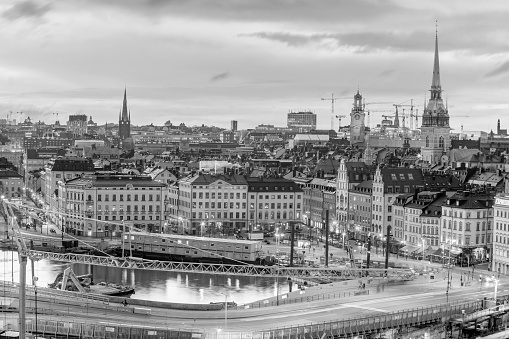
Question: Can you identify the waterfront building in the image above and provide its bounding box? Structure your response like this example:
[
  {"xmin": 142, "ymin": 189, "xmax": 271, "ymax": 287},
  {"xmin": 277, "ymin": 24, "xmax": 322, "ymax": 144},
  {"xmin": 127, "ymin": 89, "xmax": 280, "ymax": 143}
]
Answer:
[
  {"xmin": 41, "ymin": 157, "xmax": 95, "ymax": 214},
  {"xmin": 287, "ymin": 111, "xmax": 316, "ymax": 132},
  {"xmin": 349, "ymin": 90, "xmax": 366, "ymax": 146},
  {"xmin": 420, "ymin": 30, "xmax": 451, "ymax": 164},
  {"xmin": 247, "ymin": 177, "xmax": 303, "ymax": 233},
  {"xmin": 302, "ymin": 177, "xmax": 335, "ymax": 239},
  {"xmin": 347, "ymin": 179, "xmax": 373, "ymax": 240},
  {"xmin": 169, "ymin": 173, "xmax": 248, "ymax": 236},
  {"xmin": 336, "ymin": 160, "xmax": 374, "ymax": 235},
  {"xmin": 60, "ymin": 173, "xmax": 166, "ymax": 237},
  {"xmin": 372, "ymin": 167, "xmax": 425, "ymax": 237},
  {"xmin": 440, "ymin": 190, "xmax": 494, "ymax": 263},
  {"xmin": 67, "ymin": 114, "xmax": 88, "ymax": 137},
  {"xmin": 493, "ymin": 195, "xmax": 509, "ymax": 274}
]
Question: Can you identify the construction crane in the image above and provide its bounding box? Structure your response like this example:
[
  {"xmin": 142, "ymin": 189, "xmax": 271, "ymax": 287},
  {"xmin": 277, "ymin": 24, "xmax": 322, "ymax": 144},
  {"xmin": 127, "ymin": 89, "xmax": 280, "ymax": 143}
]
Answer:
[
  {"xmin": 335, "ymin": 115, "xmax": 346, "ymax": 129},
  {"xmin": 321, "ymin": 93, "xmax": 339, "ymax": 131},
  {"xmin": 363, "ymin": 101, "xmax": 391, "ymax": 110},
  {"xmin": 366, "ymin": 109, "xmax": 394, "ymax": 129},
  {"xmin": 53, "ymin": 112, "xmax": 60, "ymax": 124},
  {"xmin": 394, "ymin": 101, "xmax": 415, "ymax": 129}
]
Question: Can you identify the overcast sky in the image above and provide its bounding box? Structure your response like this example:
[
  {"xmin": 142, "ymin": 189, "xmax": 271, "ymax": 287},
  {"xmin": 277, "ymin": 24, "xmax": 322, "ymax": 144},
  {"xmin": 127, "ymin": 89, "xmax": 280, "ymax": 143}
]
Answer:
[{"xmin": 1, "ymin": 0, "xmax": 509, "ymax": 133}]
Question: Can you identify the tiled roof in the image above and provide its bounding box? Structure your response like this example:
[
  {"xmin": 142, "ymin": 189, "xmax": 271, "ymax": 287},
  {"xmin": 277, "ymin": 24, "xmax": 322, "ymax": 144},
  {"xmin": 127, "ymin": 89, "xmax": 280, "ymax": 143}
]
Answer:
[
  {"xmin": 185, "ymin": 173, "xmax": 248, "ymax": 186},
  {"xmin": 381, "ymin": 167, "xmax": 425, "ymax": 193},
  {"xmin": 0, "ymin": 170, "xmax": 22, "ymax": 178},
  {"xmin": 66, "ymin": 174, "xmax": 165, "ymax": 188},
  {"xmin": 247, "ymin": 177, "xmax": 303, "ymax": 192},
  {"xmin": 345, "ymin": 162, "xmax": 374, "ymax": 183}
]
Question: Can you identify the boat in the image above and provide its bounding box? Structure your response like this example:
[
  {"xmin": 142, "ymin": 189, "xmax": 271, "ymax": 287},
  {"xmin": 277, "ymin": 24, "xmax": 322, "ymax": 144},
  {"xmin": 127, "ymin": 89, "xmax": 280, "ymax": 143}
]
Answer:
[{"xmin": 48, "ymin": 267, "xmax": 135, "ymax": 297}]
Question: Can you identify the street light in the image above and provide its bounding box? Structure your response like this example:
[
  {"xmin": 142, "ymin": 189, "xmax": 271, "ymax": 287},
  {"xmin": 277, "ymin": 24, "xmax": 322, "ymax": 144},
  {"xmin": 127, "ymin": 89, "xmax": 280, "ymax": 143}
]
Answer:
[
  {"xmin": 222, "ymin": 293, "xmax": 228, "ymax": 331},
  {"xmin": 200, "ymin": 222, "xmax": 205, "ymax": 237},
  {"xmin": 33, "ymin": 276, "xmax": 38, "ymax": 336}
]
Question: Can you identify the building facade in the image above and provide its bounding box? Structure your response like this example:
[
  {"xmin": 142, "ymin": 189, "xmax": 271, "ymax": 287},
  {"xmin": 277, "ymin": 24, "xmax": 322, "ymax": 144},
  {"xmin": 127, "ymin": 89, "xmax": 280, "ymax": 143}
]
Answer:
[
  {"xmin": 67, "ymin": 114, "xmax": 88, "ymax": 137},
  {"xmin": 60, "ymin": 174, "xmax": 166, "ymax": 237},
  {"xmin": 287, "ymin": 111, "xmax": 317, "ymax": 132},
  {"xmin": 0, "ymin": 170, "xmax": 23, "ymax": 199},
  {"xmin": 493, "ymin": 195, "xmax": 509, "ymax": 274}
]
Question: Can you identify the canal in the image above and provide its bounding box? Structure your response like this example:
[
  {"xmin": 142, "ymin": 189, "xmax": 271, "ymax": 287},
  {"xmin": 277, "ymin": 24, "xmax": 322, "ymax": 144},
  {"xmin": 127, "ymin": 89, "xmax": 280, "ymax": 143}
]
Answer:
[{"xmin": 0, "ymin": 250, "xmax": 289, "ymax": 305}]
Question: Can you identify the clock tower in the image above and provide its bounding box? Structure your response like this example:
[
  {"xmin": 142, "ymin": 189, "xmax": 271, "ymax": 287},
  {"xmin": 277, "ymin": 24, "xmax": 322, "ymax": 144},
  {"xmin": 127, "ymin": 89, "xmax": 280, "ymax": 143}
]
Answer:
[{"xmin": 349, "ymin": 90, "xmax": 365, "ymax": 145}]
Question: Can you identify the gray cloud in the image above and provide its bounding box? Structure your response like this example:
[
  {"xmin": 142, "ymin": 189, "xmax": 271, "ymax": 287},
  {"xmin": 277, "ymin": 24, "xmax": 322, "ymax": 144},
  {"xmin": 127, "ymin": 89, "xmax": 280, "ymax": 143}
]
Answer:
[
  {"xmin": 210, "ymin": 72, "xmax": 229, "ymax": 82},
  {"xmin": 2, "ymin": 1, "xmax": 52, "ymax": 20},
  {"xmin": 484, "ymin": 60, "xmax": 509, "ymax": 78}
]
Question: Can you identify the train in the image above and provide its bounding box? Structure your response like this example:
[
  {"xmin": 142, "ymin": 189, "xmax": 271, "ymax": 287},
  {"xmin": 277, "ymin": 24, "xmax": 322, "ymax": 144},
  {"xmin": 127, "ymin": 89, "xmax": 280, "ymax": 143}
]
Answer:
[{"xmin": 119, "ymin": 231, "xmax": 265, "ymax": 265}]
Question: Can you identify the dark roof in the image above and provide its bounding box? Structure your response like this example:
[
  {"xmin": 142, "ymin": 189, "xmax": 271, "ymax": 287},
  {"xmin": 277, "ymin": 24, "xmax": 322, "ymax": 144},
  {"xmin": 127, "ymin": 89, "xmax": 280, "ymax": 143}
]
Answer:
[
  {"xmin": 314, "ymin": 158, "xmax": 340, "ymax": 175},
  {"xmin": 423, "ymin": 173, "xmax": 462, "ymax": 190},
  {"xmin": 67, "ymin": 174, "xmax": 166, "ymax": 188},
  {"xmin": 0, "ymin": 170, "xmax": 22, "ymax": 178},
  {"xmin": 189, "ymin": 174, "xmax": 248, "ymax": 186},
  {"xmin": 444, "ymin": 190, "xmax": 495, "ymax": 209},
  {"xmin": 247, "ymin": 177, "xmax": 303, "ymax": 192},
  {"xmin": 50, "ymin": 157, "xmax": 95, "ymax": 171},
  {"xmin": 350, "ymin": 179, "xmax": 373, "ymax": 195},
  {"xmin": 345, "ymin": 162, "xmax": 375, "ymax": 183},
  {"xmin": 381, "ymin": 167, "xmax": 425, "ymax": 194}
]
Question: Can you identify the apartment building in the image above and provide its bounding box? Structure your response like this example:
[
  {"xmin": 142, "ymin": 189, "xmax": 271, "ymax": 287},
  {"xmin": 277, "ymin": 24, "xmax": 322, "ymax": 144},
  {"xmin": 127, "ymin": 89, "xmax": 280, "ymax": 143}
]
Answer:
[
  {"xmin": 60, "ymin": 173, "xmax": 166, "ymax": 237},
  {"xmin": 348, "ymin": 179, "xmax": 372, "ymax": 240},
  {"xmin": 372, "ymin": 167, "xmax": 425, "ymax": 237},
  {"xmin": 41, "ymin": 157, "xmax": 95, "ymax": 215},
  {"xmin": 247, "ymin": 177, "xmax": 303, "ymax": 232},
  {"xmin": 493, "ymin": 195, "xmax": 509, "ymax": 274},
  {"xmin": 440, "ymin": 190, "xmax": 494, "ymax": 261},
  {"xmin": 303, "ymin": 177, "xmax": 336, "ymax": 238},
  {"xmin": 0, "ymin": 170, "xmax": 23, "ymax": 199},
  {"xmin": 172, "ymin": 173, "xmax": 248, "ymax": 236},
  {"xmin": 336, "ymin": 160, "xmax": 373, "ymax": 234}
]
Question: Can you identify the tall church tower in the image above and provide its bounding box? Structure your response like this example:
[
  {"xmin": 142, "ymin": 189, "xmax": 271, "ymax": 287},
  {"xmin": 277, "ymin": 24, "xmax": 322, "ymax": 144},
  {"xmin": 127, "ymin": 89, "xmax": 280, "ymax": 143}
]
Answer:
[
  {"xmin": 349, "ymin": 90, "xmax": 366, "ymax": 145},
  {"xmin": 420, "ymin": 28, "xmax": 451, "ymax": 164},
  {"xmin": 118, "ymin": 88, "xmax": 131, "ymax": 141}
]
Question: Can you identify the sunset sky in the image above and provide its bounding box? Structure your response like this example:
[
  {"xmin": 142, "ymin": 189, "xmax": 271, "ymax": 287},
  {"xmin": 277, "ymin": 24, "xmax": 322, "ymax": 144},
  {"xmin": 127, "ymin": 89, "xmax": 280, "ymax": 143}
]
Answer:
[{"xmin": 1, "ymin": 0, "xmax": 509, "ymax": 133}]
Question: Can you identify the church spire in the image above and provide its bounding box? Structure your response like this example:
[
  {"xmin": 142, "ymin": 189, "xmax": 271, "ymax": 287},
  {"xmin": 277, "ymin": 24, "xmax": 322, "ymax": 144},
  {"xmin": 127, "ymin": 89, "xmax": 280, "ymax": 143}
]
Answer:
[
  {"xmin": 121, "ymin": 87, "xmax": 128, "ymax": 121},
  {"xmin": 431, "ymin": 21, "xmax": 441, "ymax": 99}
]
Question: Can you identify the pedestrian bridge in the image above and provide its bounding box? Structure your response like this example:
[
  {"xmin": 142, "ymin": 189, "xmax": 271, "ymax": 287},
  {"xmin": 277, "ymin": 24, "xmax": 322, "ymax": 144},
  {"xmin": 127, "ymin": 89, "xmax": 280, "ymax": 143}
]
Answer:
[{"xmin": 28, "ymin": 250, "xmax": 415, "ymax": 280}]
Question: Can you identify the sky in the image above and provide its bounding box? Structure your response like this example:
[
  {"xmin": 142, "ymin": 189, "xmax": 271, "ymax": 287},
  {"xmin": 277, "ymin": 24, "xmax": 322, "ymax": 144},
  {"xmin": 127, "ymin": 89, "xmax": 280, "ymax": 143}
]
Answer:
[{"xmin": 1, "ymin": 0, "xmax": 509, "ymax": 133}]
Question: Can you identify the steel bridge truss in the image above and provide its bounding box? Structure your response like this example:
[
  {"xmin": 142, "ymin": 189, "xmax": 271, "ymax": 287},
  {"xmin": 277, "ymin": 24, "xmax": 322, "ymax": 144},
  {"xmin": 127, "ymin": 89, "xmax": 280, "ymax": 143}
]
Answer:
[{"xmin": 30, "ymin": 250, "xmax": 415, "ymax": 280}]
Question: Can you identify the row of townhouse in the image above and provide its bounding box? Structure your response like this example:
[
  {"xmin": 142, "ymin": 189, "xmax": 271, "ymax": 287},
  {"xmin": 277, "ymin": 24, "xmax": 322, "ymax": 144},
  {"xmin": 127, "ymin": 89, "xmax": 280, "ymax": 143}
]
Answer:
[{"xmin": 392, "ymin": 189, "xmax": 494, "ymax": 260}]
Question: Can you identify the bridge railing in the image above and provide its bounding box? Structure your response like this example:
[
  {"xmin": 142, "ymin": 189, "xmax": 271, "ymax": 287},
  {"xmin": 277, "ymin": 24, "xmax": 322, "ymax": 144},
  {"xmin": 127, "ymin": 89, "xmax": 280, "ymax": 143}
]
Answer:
[{"xmin": 0, "ymin": 299, "xmax": 485, "ymax": 339}]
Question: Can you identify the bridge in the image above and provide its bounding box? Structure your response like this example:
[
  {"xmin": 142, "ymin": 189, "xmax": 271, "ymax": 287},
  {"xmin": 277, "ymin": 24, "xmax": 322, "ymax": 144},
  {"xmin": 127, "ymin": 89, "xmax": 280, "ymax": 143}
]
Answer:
[
  {"xmin": 0, "ymin": 298, "xmax": 487, "ymax": 338},
  {"xmin": 24, "ymin": 250, "xmax": 416, "ymax": 279}
]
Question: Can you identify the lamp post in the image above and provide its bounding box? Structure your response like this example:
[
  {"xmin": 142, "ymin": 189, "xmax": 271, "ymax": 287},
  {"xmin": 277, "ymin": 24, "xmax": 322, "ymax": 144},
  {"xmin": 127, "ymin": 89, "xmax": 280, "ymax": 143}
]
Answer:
[
  {"xmin": 200, "ymin": 222, "xmax": 205, "ymax": 237},
  {"xmin": 222, "ymin": 293, "xmax": 228, "ymax": 331},
  {"xmin": 33, "ymin": 276, "xmax": 38, "ymax": 336}
]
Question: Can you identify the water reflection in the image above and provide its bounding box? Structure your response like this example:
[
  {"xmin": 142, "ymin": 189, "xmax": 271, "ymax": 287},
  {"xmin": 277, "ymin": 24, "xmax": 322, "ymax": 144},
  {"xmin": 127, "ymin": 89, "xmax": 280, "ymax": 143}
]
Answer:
[{"xmin": 0, "ymin": 250, "xmax": 288, "ymax": 305}]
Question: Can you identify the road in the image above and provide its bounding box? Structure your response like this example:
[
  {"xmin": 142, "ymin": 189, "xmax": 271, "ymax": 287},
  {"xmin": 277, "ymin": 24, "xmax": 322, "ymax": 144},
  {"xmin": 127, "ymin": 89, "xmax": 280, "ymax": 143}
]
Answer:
[{"xmin": 3, "ymin": 276, "xmax": 501, "ymax": 333}]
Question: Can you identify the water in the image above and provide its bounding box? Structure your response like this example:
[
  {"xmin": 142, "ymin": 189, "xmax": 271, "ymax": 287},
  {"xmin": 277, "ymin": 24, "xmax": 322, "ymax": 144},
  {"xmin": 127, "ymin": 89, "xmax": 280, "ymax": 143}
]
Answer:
[{"xmin": 0, "ymin": 250, "xmax": 289, "ymax": 305}]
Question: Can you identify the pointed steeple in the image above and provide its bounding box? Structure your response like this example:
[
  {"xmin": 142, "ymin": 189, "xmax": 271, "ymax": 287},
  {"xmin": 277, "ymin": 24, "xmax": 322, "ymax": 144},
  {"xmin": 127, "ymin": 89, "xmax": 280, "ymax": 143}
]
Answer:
[
  {"xmin": 431, "ymin": 23, "xmax": 441, "ymax": 94},
  {"xmin": 129, "ymin": 109, "xmax": 131, "ymax": 123},
  {"xmin": 121, "ymin": 87, "xmax": 128, "ymax": 121},
  {"xmin": 393, "ymin": 106, "xmax": 400, "ymax": 128}
]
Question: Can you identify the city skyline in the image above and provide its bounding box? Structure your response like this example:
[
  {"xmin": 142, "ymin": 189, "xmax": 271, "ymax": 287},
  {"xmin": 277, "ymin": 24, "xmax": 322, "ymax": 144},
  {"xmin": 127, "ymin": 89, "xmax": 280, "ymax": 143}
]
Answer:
[{"xmin": 1, "ymin": 0, "xmax": 509, "ymax": 132}]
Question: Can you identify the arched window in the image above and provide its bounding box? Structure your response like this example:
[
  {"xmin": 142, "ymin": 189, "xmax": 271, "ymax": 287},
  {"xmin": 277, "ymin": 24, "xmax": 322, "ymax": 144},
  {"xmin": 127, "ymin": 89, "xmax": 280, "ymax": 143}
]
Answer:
[
  {"xmin": 425, "ymin": 136, "xmax": 429, "ymax": 148},
  {"xmin": 439, "ymin": 136, "xmax": 444, "ymax": 149},
  {"xmin": 87, "ymin": 195, "xmax": 91, "ymax": 201}
]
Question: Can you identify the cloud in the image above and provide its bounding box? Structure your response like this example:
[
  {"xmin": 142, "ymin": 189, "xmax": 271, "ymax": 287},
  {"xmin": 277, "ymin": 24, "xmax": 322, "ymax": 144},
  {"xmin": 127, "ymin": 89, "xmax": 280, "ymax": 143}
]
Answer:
[
  {"xmin": 210, "ymin": 72, "xmax": 229, "ymax": 82},
  {"xmin": 484, "ymin": 60, "xmax": 509, "ymax": 78},
  {"xmin": 378, "ymin": 69, "xmax": 396, "ymax": 78},
  {"xmin": 2, "ymin": 1, "xmax": 52, "ymax": 21}
]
